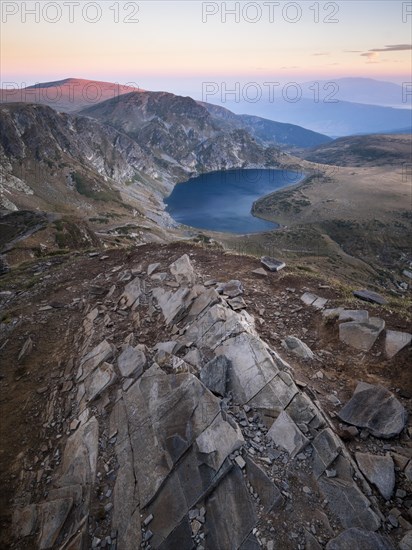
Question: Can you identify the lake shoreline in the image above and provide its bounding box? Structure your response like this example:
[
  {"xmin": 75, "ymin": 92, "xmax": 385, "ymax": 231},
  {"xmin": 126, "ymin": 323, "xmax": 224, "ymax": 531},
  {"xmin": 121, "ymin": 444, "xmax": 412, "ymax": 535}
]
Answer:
[{"xmin": 165, "ymin": 168, "xmax": 306, "ymax": 235}]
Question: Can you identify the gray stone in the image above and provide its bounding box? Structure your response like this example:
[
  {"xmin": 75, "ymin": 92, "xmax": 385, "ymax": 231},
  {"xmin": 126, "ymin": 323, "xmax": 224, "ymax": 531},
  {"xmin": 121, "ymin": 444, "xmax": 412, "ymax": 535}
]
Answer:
[
  {"xmin": 147, "ymin": 262, "xmax": 160, "ymax": 276},
  {"xmin": 200, "ymin": 356, "xmax": 229, "ymax": 397},
  {"xmin": 355, "ymin": 452, "xmax": 395, "ymax": 500},
  {"xmin": 196, "ymin": 412, "xmax": 244, "ymax": 471},
  {"xmin": 385, "ymin": 330, "xmax": 412, "ymax": 358},
  {"xmin": 339, "ymin": 310, "xmax": 369, "ymax": 323},
  {"xmin": 399, "ymin": 531, "xmax": 412, "ymax": 550},
  {"xmin": 57, "ymin": 416, "xmax": 99, "ymax": 488},
  {"xmin": 186, "ymin": 287, "xmax": 220, "ymax": 321},
  {"xmin": 319, "ymin": 477, "xmax": 380, "ymax": 531},
  {"xmin": 403, "ymin": 270, "xmax": 412, "ymax": 280},
  {"xmin": 85, "ymin": 362, "xmax": 116, "ymax": 402},
  {"xmin": 118, "ymin": 345, "xmax": 146, "ymax": 378},
  {"xmin": 267, "ymin": 411, "xmax": 309, "ymax": 458},
  {"xmin": 282, "ymin": 336, "xmax": 314, "ymax": 360},
  {"xmin": 120, "ymin": 277, "xmax": 142, "ymax": 308},
  {"xmin": 169, "ymin": 254, "xmax": 196, "ymax": 285},
  {"xmin": 153, "ymin": 287, "xmax": 195, "ymax": 325},
  {"xmin": 216, "ymin": 332, "xmax": 279, "ymax": 405},
  {"xmin": 204, "ymin": 466, "xmax": 257, "ymax": 550},
  {"xmin": 216, "ymin": 280, "xmax": 244, "ymax": 298},
  {"xmin": 252, "ymin": 268, "xmax": 268, "ymax": 277},
  {"xmin": 339, "ymin": 317, "xmax": 385, "ymax": 352},
  {"xmin": 301, "ymin": 292, "xmax": 318, "ymax": 306},
  {"xmin": 325, "ymin": 528, "xmax": 394, "ymax": 549},
  {"xmin": 312, "ymin": 429, "xmax": 342, "ymax": 478},
  {"xmin": 228, "ymin": 296, "xmax": 247, "ymax": 311},
  {"xmin": 313, "ymin": 297, "xmax": 328, "ymax": 309},
  {"xmin": 353, "ymin": 289, "xmax": 387, "ymax": 305},
  {"xmin": 18, "ymin": 336, "xmax": 34, "ymax": 361},
  {"xmin": 78, "ymin": 340, "xmax": 114, "ymax": 381},
  {"xmin": 338, "ymin": 382, "xmax": 407, "ymax": 438},
  {"xmin": 260, "ymin": 256, "xmax": 285, "ymax": 272}
]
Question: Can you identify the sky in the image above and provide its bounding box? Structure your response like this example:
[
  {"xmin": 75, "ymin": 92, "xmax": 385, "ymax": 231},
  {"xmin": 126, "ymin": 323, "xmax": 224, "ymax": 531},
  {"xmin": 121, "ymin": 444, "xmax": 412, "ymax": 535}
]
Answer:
[{"xmin": 1, "ymin": 0, "xmax": 411, "ymax": 96}]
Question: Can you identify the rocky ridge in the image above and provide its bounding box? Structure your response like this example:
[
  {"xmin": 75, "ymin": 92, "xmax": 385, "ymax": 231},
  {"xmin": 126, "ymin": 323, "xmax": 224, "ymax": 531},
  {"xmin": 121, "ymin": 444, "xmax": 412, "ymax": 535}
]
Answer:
[{"xmin": 7, "ymin": 253, "xmax": 411, "ymax": 550}]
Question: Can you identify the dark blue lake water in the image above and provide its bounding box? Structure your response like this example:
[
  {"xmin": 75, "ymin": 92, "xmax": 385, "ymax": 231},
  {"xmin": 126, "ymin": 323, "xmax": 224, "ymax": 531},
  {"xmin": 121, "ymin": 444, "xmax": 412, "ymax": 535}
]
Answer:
[{"xmin": 165, "ymin": 169, "xmax": 303, "ymax": 234}]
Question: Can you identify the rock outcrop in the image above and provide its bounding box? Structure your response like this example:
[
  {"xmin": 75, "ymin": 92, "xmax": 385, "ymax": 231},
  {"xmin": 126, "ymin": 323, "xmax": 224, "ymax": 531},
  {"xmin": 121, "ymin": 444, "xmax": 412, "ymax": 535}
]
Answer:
[{"xmin": 9, "ymin": 255, "xmax": 409, "ymax": 549}]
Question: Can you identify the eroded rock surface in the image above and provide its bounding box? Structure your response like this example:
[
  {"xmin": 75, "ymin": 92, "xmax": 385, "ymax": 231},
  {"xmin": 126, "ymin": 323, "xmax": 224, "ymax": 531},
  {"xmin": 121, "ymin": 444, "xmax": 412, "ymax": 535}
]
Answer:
[{"xmin": 9, "ymin": 254, "xmax": 409, "ymax": 550}]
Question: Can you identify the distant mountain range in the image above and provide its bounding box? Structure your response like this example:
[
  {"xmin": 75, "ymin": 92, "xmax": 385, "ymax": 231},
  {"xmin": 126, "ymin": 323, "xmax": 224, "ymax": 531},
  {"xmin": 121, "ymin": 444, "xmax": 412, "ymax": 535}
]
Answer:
[{"xmin": 301, "ymin": 78, "xmax": 410, "ymax": 109}]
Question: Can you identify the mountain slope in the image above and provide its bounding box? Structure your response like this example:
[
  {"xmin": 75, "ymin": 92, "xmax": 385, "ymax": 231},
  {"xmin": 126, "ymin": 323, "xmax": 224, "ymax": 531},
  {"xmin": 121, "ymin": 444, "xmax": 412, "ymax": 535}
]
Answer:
[
  {"xmin": 300, "ymin": 134, "xmax": 412, "ymax": 167},
  {"xmin": 0, "ymin": 102, "xmax": 166, "ymax": 221},
  {"xmin": 199, "ymin": 101, "xmax": 332, "ymax": 147},
  {"xmin": 0, "ymin": 78, "xmax": 142, "ymax": 113},
  {"xmin": 80, "ymin": 91, "xmax": 286, "ymax": 176}
]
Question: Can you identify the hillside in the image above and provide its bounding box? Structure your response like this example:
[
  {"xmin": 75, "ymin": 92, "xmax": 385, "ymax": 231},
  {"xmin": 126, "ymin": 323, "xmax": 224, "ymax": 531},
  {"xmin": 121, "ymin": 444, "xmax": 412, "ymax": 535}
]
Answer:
[
  {"xmin": 199, "ymin": 101, "xmax": 332, "ymax": 148},
  {"xmin": 300, "ymin": 134, "xmax": 412, "ymax": 166}
]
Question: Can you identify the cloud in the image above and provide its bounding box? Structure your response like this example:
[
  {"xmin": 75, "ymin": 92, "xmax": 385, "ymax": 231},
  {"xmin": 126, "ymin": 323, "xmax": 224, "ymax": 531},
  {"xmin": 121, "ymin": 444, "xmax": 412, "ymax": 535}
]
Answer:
[
  {"xmin": 280, "ymin": 66, "xmax": 300, "ymax": 70},
  {"xmin": 344, "ymin": 50, "xmax": 362, "ymax": 53},
  {"xmin": 360, "ymin": 52, "xmax": 379, "ymax": 59},
  {"xmin": 313, "ymin": 52, "xmax": 329, "ymax": 56},
  {"xmin": 369, "ymin": 44, "xmax": 412, "ymax": 52}
]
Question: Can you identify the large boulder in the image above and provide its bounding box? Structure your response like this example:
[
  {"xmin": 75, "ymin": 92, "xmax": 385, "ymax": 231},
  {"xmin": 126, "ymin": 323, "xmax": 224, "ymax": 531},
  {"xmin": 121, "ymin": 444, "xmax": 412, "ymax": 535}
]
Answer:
[
  {"xmin": 338, "ymin": 382, "xmax": 407, "ymax": 438},
  {"xmin": 353, "ymin": 289, "xmax": 387, "ymax": 305},
  {"xmin": 169, "ymin": 254, "xmax": 196, "ymax": 285},
  {"xmin": 385, "ymin": 330, "xmax": 411, "ymax": 358},
  {"xmin": 339, "ymin": 317, "xmax": 385, "ymax": 352},
  {"xmin": 282, "ymin": 336, "xmax": 314, "ymax": 360}
]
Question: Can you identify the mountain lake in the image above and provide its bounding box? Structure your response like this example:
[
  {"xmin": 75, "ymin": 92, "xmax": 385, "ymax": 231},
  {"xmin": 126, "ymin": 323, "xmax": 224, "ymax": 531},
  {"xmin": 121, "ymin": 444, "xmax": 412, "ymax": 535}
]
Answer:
[{"xmin": 165, "ymin": 169, "xmax": 304, "ymax": 234}]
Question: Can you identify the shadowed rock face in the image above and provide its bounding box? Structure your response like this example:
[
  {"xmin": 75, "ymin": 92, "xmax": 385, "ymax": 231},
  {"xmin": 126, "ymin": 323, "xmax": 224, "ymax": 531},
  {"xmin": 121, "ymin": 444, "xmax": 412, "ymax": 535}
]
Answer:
[{"xmin": 10, "ymin": 254, "xmax": 407, "ymax": 549}]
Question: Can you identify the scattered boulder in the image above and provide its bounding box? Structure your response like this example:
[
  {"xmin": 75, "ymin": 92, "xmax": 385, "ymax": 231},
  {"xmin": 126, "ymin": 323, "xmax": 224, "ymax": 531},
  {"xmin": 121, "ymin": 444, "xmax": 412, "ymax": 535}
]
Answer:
[
  {"xmin": 301, "ymin": 292, "xmax": 328, "ymax": 309},
  {"xmin": 85, "ymin": 361, "xmax": 116, "ymax": 402},
  {"xmin": 282, "ymin": 336, "xmax": 314, "ymax": 360},
  {"xmin": 260, "ymin": 256, "xmax": 285, "ymax": 272},
  {"xmin": 385, "ymin": 330, "xmax": 411, "ymax": 358},
  {"xmin": 326, "ymin": 528, "xmax": 394, "ymax": 549},
  {"xmin": 338, "ymin": 382, "xmax": 407, "ymax": 438},
  {"xmin": 355, "ymin": 452, "xmax": 395, "ymax": 500},
  {"xmin": 169, "ymin": 254, "xmax": 196, "ymax": 285},
  {"xmin": 339, "ymin": 317, "xmax": 385, "ymax": 352},
  {"xmin": 353, "ymin": 289, "xmax": 387, "ymax": 305},
  {"xmin": 200, "ymin": 356, "xmax": 229, "ymax": 397},
  {"xmin": 216, "ymin": 280, "xmax": 244, "ymax": 298},
  {"xmin": 252, "ymin": 267, "xmax": 268, "ymax": 277}
]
